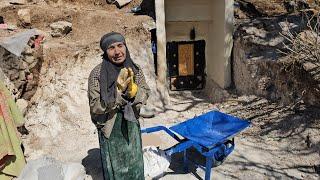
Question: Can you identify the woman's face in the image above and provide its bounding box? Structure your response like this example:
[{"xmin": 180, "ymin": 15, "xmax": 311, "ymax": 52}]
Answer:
[{"xmin": 106, "ymin": 42, "xmax": 127, "ymax": 65}]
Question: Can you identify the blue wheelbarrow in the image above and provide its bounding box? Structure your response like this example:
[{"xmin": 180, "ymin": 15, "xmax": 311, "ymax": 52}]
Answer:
[{"xmin": 141, "ymin": 111, "xmax": 250, "ymax": 180}]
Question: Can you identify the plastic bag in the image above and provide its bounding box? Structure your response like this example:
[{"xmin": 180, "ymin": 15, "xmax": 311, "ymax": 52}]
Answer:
[
  {"xmin": 143, "ymin": 146, "xmax": 171, "ymax": 178},
  {"xmin": 18, "ymin": 156, "xmax": 85, "ymax": 180},
  {"xmin": 0, "ymin": 29, "xmax": 38, "ymax": 56}
]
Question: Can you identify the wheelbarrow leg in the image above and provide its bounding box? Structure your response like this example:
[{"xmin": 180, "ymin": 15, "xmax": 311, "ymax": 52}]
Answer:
[
  {"xmin": 205, "ymin": 157, "xmax": 213, "ymax": 180},
  {"xmin": 183, "ymin": 150, "xmax": 188, "ymax": 172}
]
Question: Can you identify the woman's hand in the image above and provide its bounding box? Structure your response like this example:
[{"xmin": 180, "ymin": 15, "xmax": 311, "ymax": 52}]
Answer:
[
  {"xmin": 127, "ymin": 68, "xmax": 138, "ymax": 98},
  {"xmin": 116, "ymin": 68, "xmax": 130, "ymax": 92}
]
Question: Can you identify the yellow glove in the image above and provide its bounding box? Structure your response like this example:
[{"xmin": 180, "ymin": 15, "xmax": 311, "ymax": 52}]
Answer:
[
  {"xmin": 127, "ymin": 68, "xmax": 138, "ymax": 98},
  {"xmin": 116, "ymin": 68, "xmax": 130, "ymax": 92}
]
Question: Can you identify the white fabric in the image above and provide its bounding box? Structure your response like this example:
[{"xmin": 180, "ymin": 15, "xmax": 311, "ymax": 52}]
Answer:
[{"xmin": 143, "ymin": 146, "xmax": 171, "ymax": 178}]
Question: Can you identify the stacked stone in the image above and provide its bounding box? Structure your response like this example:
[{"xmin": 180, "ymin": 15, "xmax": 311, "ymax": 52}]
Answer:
[{"xmin": 0, "ymin": 42, "xmax": 42, "ymax": 100}]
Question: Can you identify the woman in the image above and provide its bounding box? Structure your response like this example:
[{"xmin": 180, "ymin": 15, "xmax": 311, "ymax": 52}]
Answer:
[{"xmin": 88, "ymin": 32, "xmax": 150, "ymax": 180}]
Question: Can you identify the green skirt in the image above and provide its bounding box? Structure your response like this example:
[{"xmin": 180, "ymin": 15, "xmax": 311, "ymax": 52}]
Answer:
[{"xmin": 98, "ymin": 113, "xmax": 144, "ymax": 180}]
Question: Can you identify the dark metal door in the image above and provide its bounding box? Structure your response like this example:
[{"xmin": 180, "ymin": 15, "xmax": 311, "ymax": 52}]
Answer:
[{"xmin": 167, "ymin": 40, "xmax": 206, "ymax": 90}]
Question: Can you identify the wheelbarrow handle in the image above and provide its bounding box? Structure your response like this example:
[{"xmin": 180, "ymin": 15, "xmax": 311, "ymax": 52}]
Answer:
[
  {"xmin": 164, "ymin": 140, "xmax": 194, "ymax": 156},
  {"xmin": 141, "ymin": 126, "xmax": 182, "ymax": 142},
  {"xmin": 141, "ymin": 126, "xmax": 166, "ymax": 133}
]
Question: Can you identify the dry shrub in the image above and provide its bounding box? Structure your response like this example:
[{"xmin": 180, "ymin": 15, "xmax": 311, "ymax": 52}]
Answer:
[{"xmin": 280, "ymin": 12, "xmax": 320, "ymax": 66}]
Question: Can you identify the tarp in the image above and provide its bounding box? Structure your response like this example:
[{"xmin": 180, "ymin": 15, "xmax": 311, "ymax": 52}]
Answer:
[
  {"xmin": 169, "ymin": 111, "xmax": 250, "ymax": 148},
  {"xmin": 0, "ymin": 29, "xmax": 38, "ymax": 57},
  {"xmin": 143, "ymin": 146, "xmax": 170, "ymax": 178},
  {"xmin": 0, "ymin": 81, "xmax": 26, "ymax": 179}
]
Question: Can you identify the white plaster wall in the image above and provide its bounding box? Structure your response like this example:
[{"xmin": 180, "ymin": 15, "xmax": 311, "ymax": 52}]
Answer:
[
  {"xmin": 224, "ymin": 0, "xmax": 234, "ymax": 88},
  {"xmin": 165, "ymin": 0, "xmax": 213, "ymax": 21},
  {"xmin": 161, "ymin": 0, "xmax": 234, "ymax": 89},
  {"xmin": 155, "ymin": 0, "xmax": 170, "ymax": 104},
  {"xmin": 208, "ymin": 0, "xmax": 227, "ymax": 88},
  {"xmin": 206, "ymin": 0, "xmax": 234, "ymax": 88},
  {"xmin": 166, "ymin": 22, "xmax": 210, "ymax": 42}
]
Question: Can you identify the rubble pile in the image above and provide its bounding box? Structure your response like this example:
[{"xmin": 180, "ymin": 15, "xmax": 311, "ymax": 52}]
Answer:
[
  {"xmin": 0, "ymin": 37, "xmax": 43, "ymax": 100},
  {"xmin": 233, "ymin": 1, "xmax": 320, "ymax": 106}
]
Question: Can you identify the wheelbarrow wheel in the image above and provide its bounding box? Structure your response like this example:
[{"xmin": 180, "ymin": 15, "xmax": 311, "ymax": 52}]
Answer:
[
  {"xmin": 213, "ymin": 139, "xmax": 234, "ymax": 167},
  {"xmin": 213, "ymin": 156, "xmax": 226, "ymax": 167}
]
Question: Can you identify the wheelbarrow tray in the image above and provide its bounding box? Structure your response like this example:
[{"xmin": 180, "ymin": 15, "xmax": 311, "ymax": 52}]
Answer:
[
  {"xmin": 141, "ymin": 110, "xmax": 250, "ymax": 180},
  {"xmin": 169, "ymin": 111, "xmax": 250, "ymax": 149}
]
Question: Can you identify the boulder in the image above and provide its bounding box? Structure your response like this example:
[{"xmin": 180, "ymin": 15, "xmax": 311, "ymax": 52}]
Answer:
[
  {"xmin": 18, "ymin": 9, "xmax": 31, "ymax": 25},
  {"xmin": 16, "ymin": 98, "xmax": 28, "ymax": 115},
  {"xmin": 50, "ymin": 21, "xmax": 72, "ymax": 37},
  {"xmin": 9, "ymin": 0, "xmax": 26, "ymax": 5},
  {"xmin": 24, "ymin": 55, "xmax": 36, "ymax": 64},
  {"xmin": 140, "ymin": 105, "xmax": 155, "ymax": 118}
]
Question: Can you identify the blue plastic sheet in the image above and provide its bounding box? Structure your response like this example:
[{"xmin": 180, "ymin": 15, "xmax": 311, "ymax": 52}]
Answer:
[{"xmin": 169, "ymin": 111, "xmax": 250, "ymax": 148}]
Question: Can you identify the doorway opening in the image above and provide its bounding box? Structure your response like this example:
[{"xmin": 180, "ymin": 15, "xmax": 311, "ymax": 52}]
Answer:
[{"xmin": 166, "ymin": 40, "xmax": 206, "ymax": 90}]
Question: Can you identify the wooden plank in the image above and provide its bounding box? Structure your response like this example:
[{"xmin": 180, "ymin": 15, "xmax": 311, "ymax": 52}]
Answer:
[{"xmin": 178, "ymin": 44, "xmax": 194, "ymax": 76}]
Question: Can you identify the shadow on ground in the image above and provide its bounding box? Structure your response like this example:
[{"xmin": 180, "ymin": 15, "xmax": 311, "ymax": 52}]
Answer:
[
  {"xmin": 156, "ymin": 148, "xmax": 225, "ymax": 180},
  {"xmin": 82, "ymin": 148, "xmax": 104, "ymax": 180}
]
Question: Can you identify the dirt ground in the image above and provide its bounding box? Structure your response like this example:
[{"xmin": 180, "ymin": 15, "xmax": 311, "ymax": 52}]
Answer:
[
  {"xmin": 141, "ymin": 92, "xmax": 320, "ymax": 180},
  {"xmin": 0, "ymin": 0, "xmax": 320, "ymax": 180}
]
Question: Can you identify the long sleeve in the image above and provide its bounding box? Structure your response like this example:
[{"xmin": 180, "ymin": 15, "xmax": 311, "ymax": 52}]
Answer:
[
  {"xmin": 88, "ymin": 64, "xmax": 126, "ymax": 126},
  {"xmin": 132, "ymin": 65, "xmax": 150, "ymax": 107}
]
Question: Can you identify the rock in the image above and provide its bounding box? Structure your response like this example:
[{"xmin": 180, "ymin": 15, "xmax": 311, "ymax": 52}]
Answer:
[
  {"xmin": 17, "ymin": 99, "xmax": 28, "ymax": 115},
  {"xmin": 22, "ymin": 46, "xmax": 34, "ymax": 56},
  {"xmin": 27, "ymin": 73, "xmax": 33, "ymax": 81},
  {"xmin": 9, "ymin": 71, "xmax": 19, "ymax": 80},
  {"xmin": 24, "ymin": 55, "xmax": 36, "ymax": 64},
  {"xmin": 29, "ymin": 61, "xmax": 38, "ymax": 69},
  {"xmin": 25, "ymin": 81, "xmax": 35, "ymax": 91},
  {"xmin": 50, "ymin": 21, "xmax": 72, "ymax": 37},
  {"xmin": 244, "ymin": 26, "xmax": 267, "ymax": 38},
  {"xmin": 298, "ymin": 30, "xmax": 320, "ymax": 44},
  {"xmin": 258, "ymin": 76, "xmax": 271, "ymax": 91},
  {"xmin": 140, "ymin": 105, "xmax": 155, "ymax": 118},
  {"xmin": 7, "ymin": 24, "xmax": 18, "ymax": 31},
  {"xmin": 20, "ymin": 61, "xmax": 29, "ymax": 70},
  {"xmin": 303, "ymin": 62, "xmax": 318, "ymax": 72},
  {"xmin": 284, "ymin": 0, "xmax": 296, "ymax": 13},
  {"xmin": 114, "ymin": 0, "xmax": 132, "ymax": 8},
  {"xmin": 142, "ymin": 20, "xmax": 156, "ymax": 31},
  {"xmin": 18, "ymin": 71, "xmax": 26, "ymax": 81},
  {"xmin": 234, "ymin": 3, "xmax": 248, "ymax": 19},
  {"xmin": 9, "ymin": 0, "xmax": 26, "ymax": 5},
  {"xmin": 18, "ymin": 9, "xmax": 31, "ymax": 25}
]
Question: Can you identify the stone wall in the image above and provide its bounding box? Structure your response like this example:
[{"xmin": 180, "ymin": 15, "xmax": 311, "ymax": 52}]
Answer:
[
  {"xmin": 0, "ymin": 41, "xmax": 43, "ymax": 100},
  {"xmin": 233, "ymin": 14, "xmax": 320, "ymax": 105}
]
